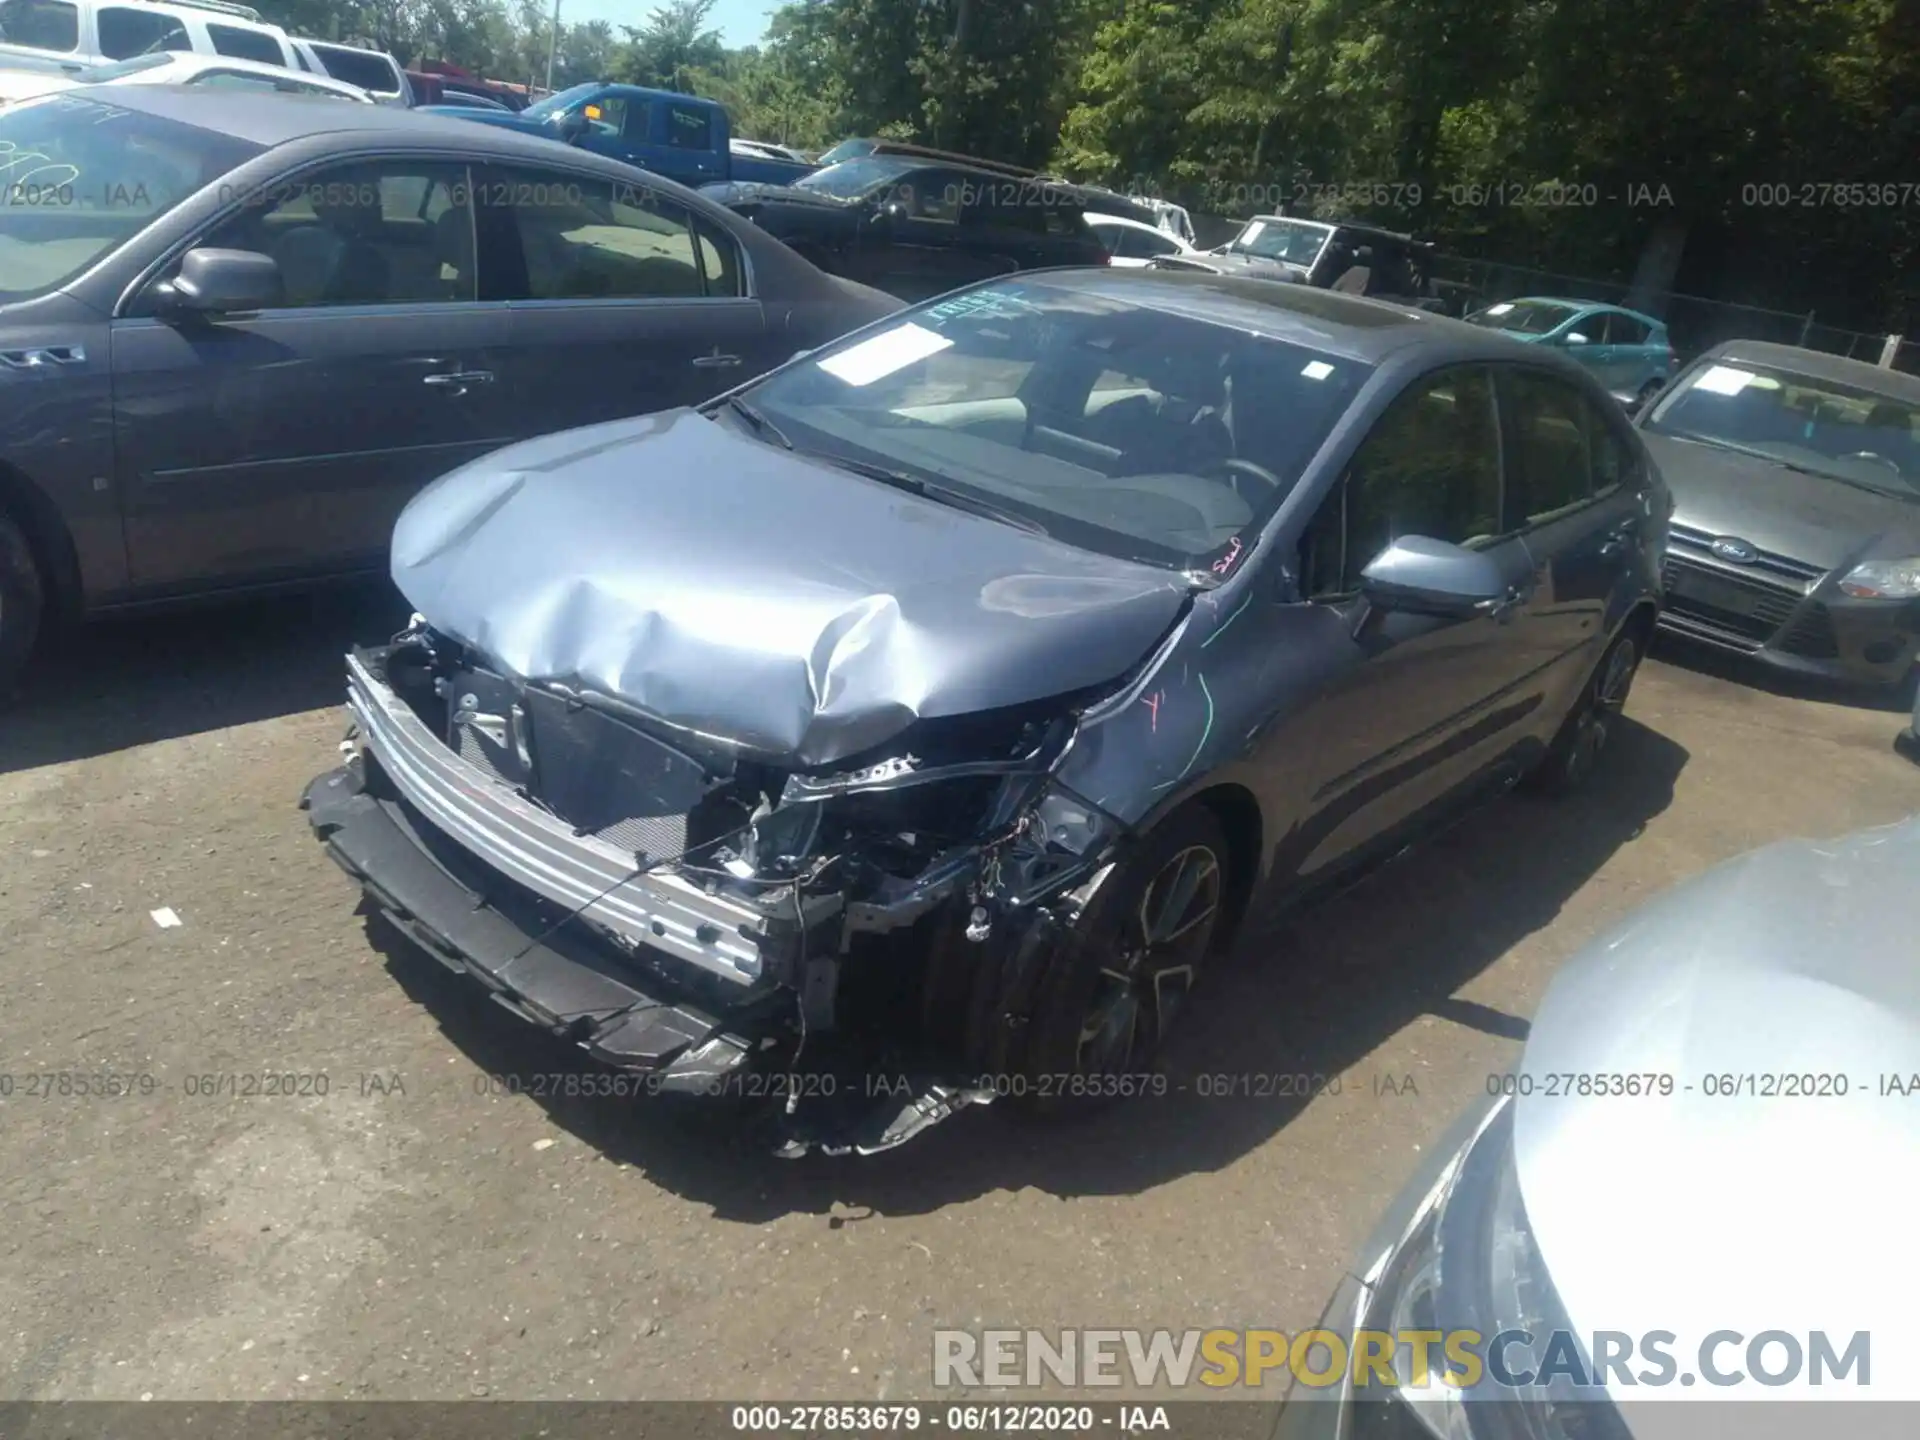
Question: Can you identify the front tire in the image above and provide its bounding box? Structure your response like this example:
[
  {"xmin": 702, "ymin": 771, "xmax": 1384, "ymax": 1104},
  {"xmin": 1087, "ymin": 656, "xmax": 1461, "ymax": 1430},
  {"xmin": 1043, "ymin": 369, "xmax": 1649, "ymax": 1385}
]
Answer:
[
  {"xmin": 1524, "ymin": 626, "xmax": 1643, "ymax": 797},
  {"xmin": 1016, "ymin": 805, "xmax": 1232, "ymax": 1113},
  {"xmin": 0, "ymin": 512, "xmax": 45, "ymax": 698}
]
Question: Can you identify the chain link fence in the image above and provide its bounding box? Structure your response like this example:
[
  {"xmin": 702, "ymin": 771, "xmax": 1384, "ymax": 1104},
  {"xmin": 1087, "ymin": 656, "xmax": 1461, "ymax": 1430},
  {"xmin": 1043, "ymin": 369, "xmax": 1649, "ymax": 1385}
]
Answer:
[
  {"xmin": 1430, "ymin": 255, "xmax": 1914, "ymax": 375},
  {"xmin": 1174, "ymin": 211, "xmax": 1913, "ymax": 374}
]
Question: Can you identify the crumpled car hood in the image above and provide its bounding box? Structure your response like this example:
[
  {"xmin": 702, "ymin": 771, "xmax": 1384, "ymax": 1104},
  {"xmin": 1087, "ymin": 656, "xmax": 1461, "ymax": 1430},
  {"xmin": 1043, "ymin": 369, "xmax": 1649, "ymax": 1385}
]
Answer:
[
  {"xmin": 1513, "ymin": 815, "xmax": 1920, "ymax": 1407},
  {"xmin": 391, "ymin": 409, "xmax": 1193, "ymax": 766}
]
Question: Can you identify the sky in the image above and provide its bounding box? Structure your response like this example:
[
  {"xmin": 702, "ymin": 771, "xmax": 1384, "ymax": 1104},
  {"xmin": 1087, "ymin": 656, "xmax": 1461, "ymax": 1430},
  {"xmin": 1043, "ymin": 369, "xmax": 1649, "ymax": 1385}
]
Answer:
[{"xmin": 560, "ymin": 0, "xmax": 783, "ymax": 46}]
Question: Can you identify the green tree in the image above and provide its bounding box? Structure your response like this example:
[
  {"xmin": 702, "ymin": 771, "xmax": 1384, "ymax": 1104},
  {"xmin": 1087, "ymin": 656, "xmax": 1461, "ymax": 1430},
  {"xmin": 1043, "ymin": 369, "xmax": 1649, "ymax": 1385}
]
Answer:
[{"xmin": 617, "ymin": 0, "xmax": 729, "ymax": 90}]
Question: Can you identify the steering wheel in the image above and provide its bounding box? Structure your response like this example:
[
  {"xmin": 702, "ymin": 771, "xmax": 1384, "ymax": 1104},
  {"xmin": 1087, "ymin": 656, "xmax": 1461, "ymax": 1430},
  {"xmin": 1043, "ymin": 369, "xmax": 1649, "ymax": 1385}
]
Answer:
[
  {"xmin": 1839, "ymin": 451, "xmax": 1903, "ymax": 474},
  {"xmin": 1205, "ymin": 457, "xmax": 1284, "ymax": 503}
]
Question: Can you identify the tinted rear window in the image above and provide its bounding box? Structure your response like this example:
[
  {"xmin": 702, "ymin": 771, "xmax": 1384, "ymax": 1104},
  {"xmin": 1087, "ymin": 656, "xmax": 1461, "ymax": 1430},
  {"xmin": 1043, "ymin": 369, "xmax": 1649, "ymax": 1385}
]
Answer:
[
  {"xmin": 207, "ymin": 22, "xmax": 283, "ymax": 63},
  {"xmin": 0, "ymin": 0, "xmax": 78, "ymax": 51},
  {"xmin": 311, "ymin": 42, "xmax": 395, "ymax": 92},
  {"xmin": 96, "ymin": 6, "xmax": 190, "ymax": 58}
]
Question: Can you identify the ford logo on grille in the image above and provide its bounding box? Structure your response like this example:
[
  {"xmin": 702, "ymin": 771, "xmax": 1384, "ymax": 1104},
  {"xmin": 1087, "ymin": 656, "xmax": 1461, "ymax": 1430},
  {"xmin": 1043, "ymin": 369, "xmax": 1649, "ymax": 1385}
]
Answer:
[{"xmin": 1710, "ymin": 536, "xmax": 1759, "ymax": 563}]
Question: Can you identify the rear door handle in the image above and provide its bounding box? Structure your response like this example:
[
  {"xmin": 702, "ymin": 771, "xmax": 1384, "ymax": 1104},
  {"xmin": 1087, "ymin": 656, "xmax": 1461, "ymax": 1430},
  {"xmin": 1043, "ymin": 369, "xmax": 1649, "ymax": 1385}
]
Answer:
[
  {"xmin": 691, "ymin": 351, "xmax": 743, "ymax": 369},
  {"xmin": 424, "ymin": 370, "xmax": 494, "ymax": 387}
]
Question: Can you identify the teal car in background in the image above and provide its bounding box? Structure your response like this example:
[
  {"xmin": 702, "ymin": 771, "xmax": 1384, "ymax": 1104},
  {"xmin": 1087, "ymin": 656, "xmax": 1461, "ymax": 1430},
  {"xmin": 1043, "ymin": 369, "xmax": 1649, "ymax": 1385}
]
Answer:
[{"xmin": 1467, "ymin": 296, "xmax": 1678, "ymax": 408}]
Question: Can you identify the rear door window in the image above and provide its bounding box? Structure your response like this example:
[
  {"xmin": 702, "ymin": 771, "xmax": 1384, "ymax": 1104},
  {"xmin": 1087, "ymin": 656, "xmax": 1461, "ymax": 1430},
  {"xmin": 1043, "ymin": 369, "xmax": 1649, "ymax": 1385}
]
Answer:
[
  {"xmin": 96, "ymin": 6, "xmax": 191, "ymax": 57},
  {"xmin": 666, "ymin": 103, "xmax": 711, "ymax": 150},
  {"xmin": 1608, "ymin": 313, "xmax": 1650, "ymax": 346},
  {"xmin": 488, "ymin": 167, "xmax": 710, "ymax": 300},
  {"xmin": 310, "ymin": 43, "xmax": 396, "ymax": 92},
  {"xmin": 206, "ymin": 22, "xmax": 283, "ymax": 63},
  {"xmin": 0, "ymin": 0, "xmax": 79, "ymax": 51}
]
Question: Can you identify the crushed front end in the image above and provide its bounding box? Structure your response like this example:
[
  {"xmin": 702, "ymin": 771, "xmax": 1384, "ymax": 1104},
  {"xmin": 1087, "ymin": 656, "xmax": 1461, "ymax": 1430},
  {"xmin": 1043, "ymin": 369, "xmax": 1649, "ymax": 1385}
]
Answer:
[{"xmin": 302, "ymin": 620, "xmax": 1130, "ymax": 1155}]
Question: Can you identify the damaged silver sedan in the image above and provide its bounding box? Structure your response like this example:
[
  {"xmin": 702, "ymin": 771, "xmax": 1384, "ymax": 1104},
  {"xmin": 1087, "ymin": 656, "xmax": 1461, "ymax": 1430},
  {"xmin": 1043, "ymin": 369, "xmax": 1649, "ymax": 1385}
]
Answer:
[{"xmin": 303, "ymin": 270, "xmax": 1670, "ymax": 1153}]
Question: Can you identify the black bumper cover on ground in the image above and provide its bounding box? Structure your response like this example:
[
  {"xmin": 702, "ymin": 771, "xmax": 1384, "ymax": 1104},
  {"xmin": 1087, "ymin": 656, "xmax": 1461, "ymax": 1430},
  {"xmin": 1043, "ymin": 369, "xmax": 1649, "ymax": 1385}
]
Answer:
[{"xmin": 301, "ymin": 761, "xmax": 754, "ymax": 1089}]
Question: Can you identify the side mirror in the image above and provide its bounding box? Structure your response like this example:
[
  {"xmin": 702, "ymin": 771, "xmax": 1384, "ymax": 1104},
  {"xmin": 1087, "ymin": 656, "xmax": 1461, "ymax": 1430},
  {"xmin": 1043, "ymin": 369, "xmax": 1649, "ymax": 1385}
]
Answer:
[
  {"xmin": 1359, "ymin": 535, "xmax": 1508, "ymax": 618},
  {"xmin": 557, "ymin": 108, "xmax": 589, "ymax": 140},
  {"xmin": 157, "ymin": 247, "xmax": 283, "ymax": 316},
  {"xmin": 1563, "ymin": 330, "xmax": 1589, "ymax": 346}
]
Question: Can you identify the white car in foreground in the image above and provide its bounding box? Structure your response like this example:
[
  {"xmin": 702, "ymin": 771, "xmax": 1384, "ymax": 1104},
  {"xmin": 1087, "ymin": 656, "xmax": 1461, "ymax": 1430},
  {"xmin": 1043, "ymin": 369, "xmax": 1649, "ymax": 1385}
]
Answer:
[
  {"xmin": 1085, "ymin": 210, "xmax": 1199, "ymax": 267},
  {"xmin": 0, "ymin": 49, "xmax": 372, "ymax": 105}
]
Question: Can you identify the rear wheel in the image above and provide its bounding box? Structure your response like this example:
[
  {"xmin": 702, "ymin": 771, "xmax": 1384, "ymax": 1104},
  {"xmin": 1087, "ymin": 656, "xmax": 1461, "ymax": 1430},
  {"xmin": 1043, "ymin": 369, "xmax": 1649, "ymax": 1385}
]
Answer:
[
  {"xmin": 0, "ymin": 512, "xmax": 45, "ymax": 699},
  {"xmin": 1525, "ymin": 626, "xmax": 1642, "ymax": 797},
  {"xmin": 1016, "ymin": 806, "xmax": 1231, "ymax": 1113}
]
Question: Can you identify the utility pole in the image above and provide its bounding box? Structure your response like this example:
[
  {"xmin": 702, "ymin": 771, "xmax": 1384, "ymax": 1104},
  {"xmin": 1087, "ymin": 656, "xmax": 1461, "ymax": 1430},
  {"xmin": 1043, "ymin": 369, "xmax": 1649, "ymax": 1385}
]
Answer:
[{"xmin": 545, "ymin": 0, "xmax": 560, "ymax": 92}]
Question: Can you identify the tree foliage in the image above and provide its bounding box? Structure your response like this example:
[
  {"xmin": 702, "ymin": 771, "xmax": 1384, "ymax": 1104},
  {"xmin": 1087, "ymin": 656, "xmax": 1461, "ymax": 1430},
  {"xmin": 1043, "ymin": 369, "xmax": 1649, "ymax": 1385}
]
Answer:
[{"xmin": 244, "ymin": 0, "xmax": 1917, "ymax": 326}]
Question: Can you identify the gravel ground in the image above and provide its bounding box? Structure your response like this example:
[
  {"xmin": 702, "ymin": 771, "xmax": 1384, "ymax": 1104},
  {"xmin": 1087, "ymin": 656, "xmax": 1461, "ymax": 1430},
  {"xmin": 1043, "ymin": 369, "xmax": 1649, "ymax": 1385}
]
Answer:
[{"xmin": 2, "ymin": 587, "xmax": 1915, "ymax": 1402}]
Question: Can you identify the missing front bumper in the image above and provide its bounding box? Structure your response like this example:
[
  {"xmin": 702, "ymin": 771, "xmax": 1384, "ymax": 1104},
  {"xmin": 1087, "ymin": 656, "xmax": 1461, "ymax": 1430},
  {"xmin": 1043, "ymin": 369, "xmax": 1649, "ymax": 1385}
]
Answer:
[
  {"xmin": 303, "ymin": 760, "xmax": 1009, "ymax": 1153},
  {"xmin": 303, "ymin": 761, "xmax": 759, "ymax": 1085}
]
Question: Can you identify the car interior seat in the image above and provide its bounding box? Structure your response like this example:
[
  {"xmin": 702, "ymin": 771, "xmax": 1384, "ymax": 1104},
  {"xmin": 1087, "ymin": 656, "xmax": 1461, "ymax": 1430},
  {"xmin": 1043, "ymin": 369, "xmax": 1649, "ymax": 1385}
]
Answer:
[{"xmin": 273, "ymin": 194, "xmax": 392, "ymax": 306}]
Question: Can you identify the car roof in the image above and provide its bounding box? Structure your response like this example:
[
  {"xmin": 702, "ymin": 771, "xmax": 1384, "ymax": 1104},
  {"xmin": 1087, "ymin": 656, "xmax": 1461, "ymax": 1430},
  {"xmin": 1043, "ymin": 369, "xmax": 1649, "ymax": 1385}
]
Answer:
[
  {"xmin": 1700, "ymin": 339, "xmax": 1920, "ymax": 403},
  {"xmin": 1508, "ymin": 296, "xmax": 1665, "ymax": 325},
  {"xmin": 127, "ymin": 53, "xmax": 370, "ymax": 92},
  {"xmin": 53, "ymin": 83, "xmax": 580, "ymax": 155},
  {"xmin": 1247, "ymin": 214, "xmax": 1334, "ymax": 233},
  {"xmin": 1029, "ymin": 268, "xmax": 1554, "ymax": 366},
  {"xmin": 1085, "ymin": 212, "xmax": 1171, "ymax": 234}
]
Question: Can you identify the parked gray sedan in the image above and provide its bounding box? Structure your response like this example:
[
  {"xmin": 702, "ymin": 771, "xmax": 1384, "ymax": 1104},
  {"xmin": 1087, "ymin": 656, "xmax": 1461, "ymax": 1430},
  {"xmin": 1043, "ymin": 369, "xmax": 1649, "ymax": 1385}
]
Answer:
[
  {"xmin": 1281, "ymin": 812, "xmax": 1920, "ymax": 1439},
  {"xmin": 1637, "ymin": 341, "xmax": 1920, "ymax": 688},
  {"xmin": 0, "ymin": 87, "xmax": 899, "ymax": 691},
  {"xmin": 304, "ymin": 272, "xmax": 1669, "ymax": 1153}
]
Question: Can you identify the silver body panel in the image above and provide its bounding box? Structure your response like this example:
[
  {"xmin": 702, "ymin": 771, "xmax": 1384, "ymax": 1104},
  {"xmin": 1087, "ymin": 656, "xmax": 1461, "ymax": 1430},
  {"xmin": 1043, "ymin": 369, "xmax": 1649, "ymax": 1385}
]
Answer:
[{"xmin": 347, "ymin": 652, "xmax": 768, "ymax": 984}]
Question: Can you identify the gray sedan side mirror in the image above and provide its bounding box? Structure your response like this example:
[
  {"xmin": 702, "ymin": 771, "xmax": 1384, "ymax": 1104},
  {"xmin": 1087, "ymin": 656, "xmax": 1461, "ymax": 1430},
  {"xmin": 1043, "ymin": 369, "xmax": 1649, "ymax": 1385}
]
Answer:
[
  {"xmin": 1563, "ymin": 330, "xmax": 1590, "ymax": 346},
  {"xmin": 158, "ymin": 247, "xmax": 284, "ymax": 315},
  {"xmin": 1359, "ymin": 535, "xmax": 1508, "ymax": 617}
]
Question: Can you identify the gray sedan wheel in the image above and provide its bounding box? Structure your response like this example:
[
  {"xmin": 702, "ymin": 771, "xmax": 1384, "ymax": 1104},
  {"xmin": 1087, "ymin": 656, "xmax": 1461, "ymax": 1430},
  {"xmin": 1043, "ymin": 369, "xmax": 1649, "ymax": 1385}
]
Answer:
[
  {"xmin": 1016, "ymin": 805, "xmax": 1231, "ymax": 1113},
  {"xmin": 1526, "ymin": 627, "xmax": 1642, "ymax": 797}
]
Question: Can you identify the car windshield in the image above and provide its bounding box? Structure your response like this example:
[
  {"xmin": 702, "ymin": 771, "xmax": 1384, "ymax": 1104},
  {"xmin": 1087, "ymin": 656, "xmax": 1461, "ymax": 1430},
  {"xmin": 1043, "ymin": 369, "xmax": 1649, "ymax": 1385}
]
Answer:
[
  {"xmin": 813, "ymin": 138, "xmax": 877, "ymax": 167},
  {"xmin": 521, "ymin": 81, "xmax": 597, "ymax": 122},
  {"xmin": 1227, "ymin": 218, "xmax": 1330, "ymax": 266},
  {"xmin": 794, "ymin": 155, "xmax": 915, "ymax": 198},
  {"xmin": 0, "ymin": 94, "xmax": 262, "ymax": 303},
  {"xmin": 1645, "ymin": 360, "xmax": 1920, "ymax": 499},
  {"xmin": 738, "ymin": 278, "xmax": 1372, "ymax": 570},
  {"xmin": 1469, "ymin": 300, "xmax": 1579, "ymax": 334}
]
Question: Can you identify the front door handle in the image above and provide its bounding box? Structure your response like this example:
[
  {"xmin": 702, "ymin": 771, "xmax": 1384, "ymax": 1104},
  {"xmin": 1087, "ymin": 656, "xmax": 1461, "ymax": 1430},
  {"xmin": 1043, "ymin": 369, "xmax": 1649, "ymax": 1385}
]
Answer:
[
  {"xmin": 1599, "ymin": 523, "xmax": 1639, "ymax": 560},
  {"xmin": 1477, "ymin": 584, "xmax": 1529, "ymax": 622},
  {"xmin": 691, "ymin": 349, "xmax": 743, "ymax": 370},
  {"xmin": 424, "ymin": 370, "xmax": 494, "ymax": 387}
]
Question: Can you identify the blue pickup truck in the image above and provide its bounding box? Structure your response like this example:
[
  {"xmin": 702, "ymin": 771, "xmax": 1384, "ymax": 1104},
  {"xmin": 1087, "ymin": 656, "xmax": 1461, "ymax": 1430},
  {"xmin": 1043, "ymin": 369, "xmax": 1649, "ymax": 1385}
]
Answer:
[{"xmin": 419, "ymin": 82, "xmax": 816, "ymax": 189}]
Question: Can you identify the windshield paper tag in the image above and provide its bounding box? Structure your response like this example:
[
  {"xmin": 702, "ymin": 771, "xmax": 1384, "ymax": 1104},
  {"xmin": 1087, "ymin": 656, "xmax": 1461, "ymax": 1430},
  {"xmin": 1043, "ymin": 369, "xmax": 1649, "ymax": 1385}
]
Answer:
[
  {"xmin": 817, "ymin": 323, "xmax": 954, "ymax": 386},
  {"xmin": 1694, "ymin": 364, "xmax": 1758, "ymax": 396}
]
